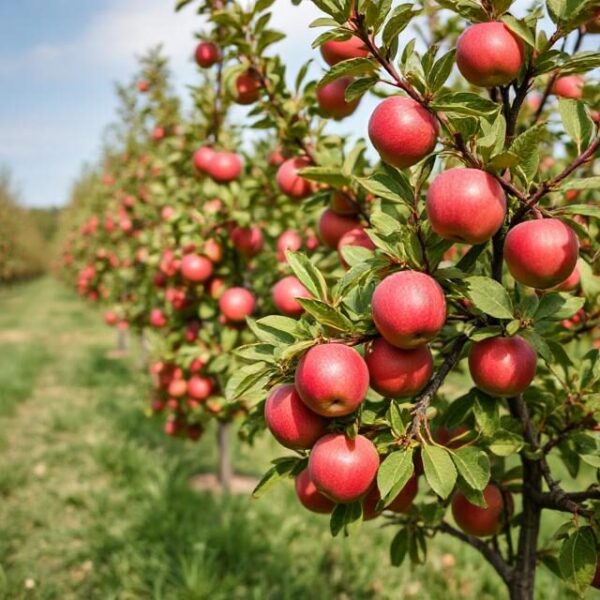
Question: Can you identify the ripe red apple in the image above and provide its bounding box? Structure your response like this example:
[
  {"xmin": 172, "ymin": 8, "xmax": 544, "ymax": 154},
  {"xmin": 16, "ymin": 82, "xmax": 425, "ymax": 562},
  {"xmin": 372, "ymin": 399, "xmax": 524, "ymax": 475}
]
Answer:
[
  {"xmin": 235, "ymin": 70, "xmax": 262, "ymax": 104},
  {"xmin": 276, "ymin": 157, "xmax": 313, "ymax": 199},
  {"xmin": 195, "ymin": 41, "xmax": 220, "ymax": 68},
  {"xmin": 309, "ymin": 433, "xmax": 379, "ymax": 503},
  {"xmin": 316, "ymin": 77, "xmax": 360, "ymax": 120},
  {"xmin": 193, "ymin": 146, "xmax": 215, "ymax": 173},
  {"xmin": 330, "ymin": 191, "xmax": 358, "ymax": 215},
  {"xmin": 276, "ymin": 230, "xmax": 302, "ymax": 261},
  {"xmin": 206, "ymin": 151, "xmax": 243, "ymax": 183},
  {"xmin": 137, "ymin": 79, "xmax": 149, "ymax": 93},
  {"xmin": 295, "ymin": 343, "xmax": 369, "ymax": 417},
  {"xmin": 231, "ymin": 225, "xmax": 264, "ymax": 257},
  {"xmin": 318, "ymin": 208, "xmax": 360, "ymax": 249},
  {"xmin": 150, "ymin": 308, "xmax": 167, "ymax": 328},
  {"xmin": 187, "ymin": 375, "xmax": 214, "ymax": 401},
  {"xmin": 320, "ymin": 37, "xmax": 369, "ymax": 66},
  {"xmin": 426, "ymin": 168, "xmax": 507, "ymax": 244},
  {"xmin": 372, "ymin": 271, "xmax": 447, "ymax": 349},
  {"xmin": 551, "ymin": 75, "xmax": 584, "ymax": 99},
  {"xmin": 365, "ymin": 337, "xmax": 433, "ymax": 398},
  {"xmin": 338, "ymin": 227, "xmax": 376, "ymax": 266},
  {"xmin": 555, "ymin": 264, "xmax": 580, "ymax": 291},
  {"xmin": 272, "ymin": 276, "xmax": 311, "ymax": 317},
  {"xmin": 168, "ymin": 378, "xmax": 187, "ymax": 398},
  {"xmin": 104, "ymin": 311, "xmax": 119, "ymax": 326},
  {"xmin": 268, "ymin": 147, "xmax": 285, "ymax": 166},
  {"xmin": 180, "ymin": 254, "xmax": 213, "ymax": 283},
  {"xmin": 203, "ymin": 238, "xmax": 223, "ymax": 264},
  {"xmin": 153, "ymin": 127, "xmax": 165, "ymax": 141},
  {"xmin": 451, "ymin": 484, "xmax": 506, "ymax": 537},
  {"xmin": 295, "ymin": 468, "xmax": 335, "ymax": 514},
  {"xmin": 219, "ymin": 287, "xmax": 256, "ymax": 322},
  {"xmin": 468, "ymin": 335, "xmax": 537, "ymax": 397},
  {"xmin": 456, "ymin": 22, "xmax": 525, "ymax": 87},
  {"xmin": 264, "ymin": 384, "xmax": 327, "ymax": 450},
  {"xmin": 209, "ymin": 277, "xmax": 225, "ymax": 299},
  {"xmin": 503, "ymin": 219, "xmax": 579, "ymax": 289},
  {"xmin": 362, "ymin": 474, "xmax": 419, "ymax": 519},
  {"xmin": 369, "ymin": 96, "xmax": 439, "ymax": 169}
]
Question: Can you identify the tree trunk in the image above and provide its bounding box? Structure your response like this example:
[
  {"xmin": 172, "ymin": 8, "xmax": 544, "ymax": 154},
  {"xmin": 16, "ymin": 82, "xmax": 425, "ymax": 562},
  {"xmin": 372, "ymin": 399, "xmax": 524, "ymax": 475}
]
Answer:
[
  {"xmin": 117, "ymin": 328, "xmax": 127, "ymax": 352},
  {"xmin": 217, "ymin": 421, "xmax": 232, "ymax": 493}
]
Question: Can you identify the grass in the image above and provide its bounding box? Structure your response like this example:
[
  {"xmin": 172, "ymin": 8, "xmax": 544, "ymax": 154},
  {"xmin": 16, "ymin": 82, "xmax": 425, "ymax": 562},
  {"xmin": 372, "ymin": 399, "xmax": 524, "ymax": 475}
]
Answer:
[{"xmin": 0, "ymin": 277, "xmax": 590, "ymax": 599}]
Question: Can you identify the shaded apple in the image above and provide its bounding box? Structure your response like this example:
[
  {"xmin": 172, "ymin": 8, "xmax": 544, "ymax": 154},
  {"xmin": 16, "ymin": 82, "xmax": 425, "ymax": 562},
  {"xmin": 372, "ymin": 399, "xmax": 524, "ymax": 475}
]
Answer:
[
  {"xmin": 318, "ymin": 208, "xmax": 360, "ymax": 249},
  {"xmin": 316, "ymin": 77, "xmax": 360, "ymax": 120},
  {"xmin": 451, "ymin": 484, "xmax": 507, "ymax": 537},
  {"xmin": 295, "ymin": 468, "xmax": 335, "ymax": 514},
  {"xmin": 276, "ymin": 157, "xmax": 313, "ymax": 199},
  {"xmin": 272, "ymin": 276, "xmax": 312, "ymax": 317}
]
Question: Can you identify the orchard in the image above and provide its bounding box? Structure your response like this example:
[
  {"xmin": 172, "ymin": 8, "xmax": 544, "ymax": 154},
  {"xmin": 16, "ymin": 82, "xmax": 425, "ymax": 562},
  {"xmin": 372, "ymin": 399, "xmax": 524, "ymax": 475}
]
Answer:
[{"xmin": 1, "ymin": 0, "xmax": 600, "ymax": 597}]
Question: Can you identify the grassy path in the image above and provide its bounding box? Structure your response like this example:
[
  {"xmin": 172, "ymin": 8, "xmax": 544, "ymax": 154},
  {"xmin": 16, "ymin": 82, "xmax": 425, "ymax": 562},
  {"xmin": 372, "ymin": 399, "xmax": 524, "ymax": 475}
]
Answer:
[{"xmin": 0, "ymin": 278, "xmax": 579, "ymax": 599}]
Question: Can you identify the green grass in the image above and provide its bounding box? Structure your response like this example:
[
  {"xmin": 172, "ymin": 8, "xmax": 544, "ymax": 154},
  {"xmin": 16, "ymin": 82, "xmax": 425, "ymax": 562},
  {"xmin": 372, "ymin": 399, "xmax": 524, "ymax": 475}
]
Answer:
[{"xmin": 0, "ymin": 277, "xmax": 591, "ymax": 599}]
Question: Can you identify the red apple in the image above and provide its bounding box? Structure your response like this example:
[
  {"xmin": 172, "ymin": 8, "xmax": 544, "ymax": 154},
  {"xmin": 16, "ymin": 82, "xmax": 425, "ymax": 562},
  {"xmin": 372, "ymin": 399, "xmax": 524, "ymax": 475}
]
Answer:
[
  {"xmin": 320, "ymin": 37, "xmax": 369, "ymax": 66},
  {"xmin": 330, "ymin": 191, "xmax": 358, "ymax": 215},
  {"xmin": 137, "ymin": 79, "xmax": 149, "ymax": 93},
  {"xmin": 276, "ymin": 157, "xmax": 313, "ymax": 199},
  {"xmin": 219, "ymin": 287, "xmax": 256, "ymax": 322},
  {"xmin": 203, "ymin": 238, "xmax": 223, "ymax": 263},
  {"xmin": 309, "ymin": 433, "xmax": 379, "ymax": 503},
  {"xmin": 295, "ymin": 343, "xmax": 369, "ymax": 417},
  {"xmin": 316, "ymin": 77, "xmax": 360, "ymax": 120},
  {"xmin": 193, "ymin": 146, "xmax": 215, "ymax": 173},
  {"xmin": 231, "ymin": 225, "xmax": 264, "ymax": 257},
  {"xmin": 187, "ymin": 375, "xmax": 214, "ymax": 401},
  {"xmin": 207, "ymin": 151, "xmax": 243, "ymax": 183},
  {"xmin": 338, "ymin": 227, "xmax": 376, "ymax": 266},
  {"xmin": 295, "ymin": 468, "xmax": 335, "ymax": 514},
  {"xmin": 372, "ymin": 271, "xmax": 447, "ymax": 349},
  {"xmin": 365, "ymin": 337, "xmax": 433, "ymax": 397},
  {"xmin": 555, "ymin": 264, "xmax": 581, "ymax": 291},
  {"xmin": 503, "ymin": 219, "xmax": 579, "ymax": 289},
  {"xmin": 235, "ymin": 70, "xmax": 262, "ymax": 105},
  {"xmin": 362, "ymin": 474, "xmax": 419, "ymax": 519},
  {"xmin": 195, "ymin": 41, "xmax": 220, "ymax": 68},
  {"xmin": 456, "ymin": 22, "xmax": 525, "ymax": 87},
  {"xmin": 552, "ymin": 75, "xmax": 584, "ymax": 99},
  {"xmin": 272, "ymin": 276, "xmax": 312, "ymax": 317},
  {"xmin": 318, "ymin": 208, "xmax": 360, "ymax": 249},
  {"xmin": 276, "ymin": 230, "xmax": 302, "ymax": 262},
  {"xmin": 468, "ymin": 335, "xmax": 537, "ymax": 397},
  {"xmin": 168, "ymin": 379, "xmax": 187, "ymax": 398},
  {"xmin": 369, "ymin": 96, "xmax": 439, "ymax": 169},
  {"xmin": 180, "ymin": 254, "xmax": 213, "ymax": 283},
  {"xmin": 426, "ymin": 168, "xmax": 507, "ymax": 244},
  {"xmin": 264, "ymin": 384, "xmax": 328, "ymax": 450},
  {"xmin": 451, "ymin": 484, "xmax": 506, "ymax": 537},
  {"xmin": 150, "ymin": 308, "xmax": 167, "ymax": 328},
  {"xmin": 104, "ymin": 311, "xmax": 119, "ymax": 326}
]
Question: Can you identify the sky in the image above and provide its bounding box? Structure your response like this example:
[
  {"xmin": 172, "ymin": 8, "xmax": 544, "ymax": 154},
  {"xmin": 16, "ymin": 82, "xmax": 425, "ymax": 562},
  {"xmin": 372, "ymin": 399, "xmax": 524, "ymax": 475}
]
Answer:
[{"xmin": 0, "ymin": 0, "xmax": 584, "ymax": 208}]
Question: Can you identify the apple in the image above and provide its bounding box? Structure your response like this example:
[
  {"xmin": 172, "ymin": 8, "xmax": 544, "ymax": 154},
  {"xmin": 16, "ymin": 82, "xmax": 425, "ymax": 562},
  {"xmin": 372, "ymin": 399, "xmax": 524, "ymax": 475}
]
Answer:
[
  {"xmin": 365, "ymin": 337, "xmax": 433, "ymax": 397},
  {"xmin": 330, "ymin": 191, "xmax": 358, "ymax": 215},
  {"xmin": 203, "ymin": 238, "xmax": 223, "ymax": 264},
  {"xmin": 272, "ymin": 276, "xmax": 312, "ymax": 317},
  {"xmin": 276, "ymin": 157, "xmax": 313, "ymax": 199},
  {"xmin": 362, "ymin": 474, "xmax": 419, "ymax": 519},
  {"xmin": 456, "ymin": 22, "xmax": 525, "ymax": 87},
  {"xmin": 316, "ymin": 77, "xmax": 360, "ymax": 119},
  {"xmin": 369, "ymin": 96, "xmax": 439, "ymax": 169},
  {"xmin": 231, "ymin": 225, "xmax": 264, "ymax": 257},
  {"xmin": 168, "ymin": 378, "xmax": 187, "ymax": 398},
  {"xmin": 295, "ymin": 468, "xmax": 335, "ymax": 514},
  {"xmin": 268, "ymin": 147, "xmax": 285, "ymax": 166},
  {"xmin": 372, "ymin": 271, "xmax": 447, "ymax": 349},
  {"xmin": 320, "ymin": 37, "xmax": 369, "ymax": 66},
  {"xmin": 434, "ymin": 425, "xmax": 469, "ymax": 449},
  {"xmin": 104, "ymin": 311, "xmax": 119, "ymax": 326},
  {"xmin": 187, "ymin": 375, "xmax": 214, "ymax": 401},
  {"xmin": 180, "ymin": 254, "xmax": 213, "ymax": 283},
  {"xmin": 193, "ymin": 146, "xmax": 215, "ymax": 173},
  {"xmin": 468, "ymin": 335, "xmax": 537, "ymax": 397},
  {"xmin": 309, "ymin": 433, "xmax": 379, "ymax": 503},
  {"xmin": 551, "ymin": 75, "xmax": 584, "ymax": 99},
  {"xmin": 426, "ymin": 168, "xmax": 507, "ymax": 244},
  {"xmin": 276, "ymin": 230, "xmax": 302, "ymax": 262},
  {"xmin": 137, "ymin": 79, "xmax": 149, "ymax": 93},
  {"xmin": 235, "ymin": 70, "xmax": 262, "ymax": 105},
  {"xmin": 264, "ymin": 384, "xmax": 327, "ymax": 450},
  {"xmin": 318, "ymin": 208, "xmax": 360, "ymax": 249},
  {"xmin": 337, "ymin": 228, "xmax": 375, "ymax": 265},
  {"xmin": 195, "ymin": 41, "xmax": 220, "ymax": 68},
  {"xmin": 153, "ymin": 126, "xmax": 165, "ymax": 141},
  {"xmin": 503, "ymin": 219, "xmax": 579, "ymax": 289},
  {"xmin": 451, "ymin": 484, "xmax": 506, "ymax": 537},
  {"xmin": 206, "ymin": 151, "xmax": 243, "ymax": 183},
  {"xmin": 295, "ymin": 343, "xmax": 369, "ymax": 417},
  {"xmin": 555, "ymin": 264, "xmax": 580, "ymax": 291},
  {"xmin": 219, "ymin": 287, "xmax": 256, "ymax": 322},
  {"xmin": 209, "ymin": 277, "xmax": 226, "ymax": 299},
  {"xmin": 150, "ymin": 308, "xmax": 167, "ymax": 328}
]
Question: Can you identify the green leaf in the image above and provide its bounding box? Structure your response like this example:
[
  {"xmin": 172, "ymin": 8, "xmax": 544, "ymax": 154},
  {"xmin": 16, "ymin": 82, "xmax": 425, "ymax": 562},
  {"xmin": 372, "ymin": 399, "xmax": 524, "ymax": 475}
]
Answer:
[
  {"xmin": 558, "ymin": 99, "xmax": 594, "ymax": 151},
  {"xmin": 296, "ymin": 298, "xmax": 353, "ymax": 332},
  {"xmin": 286, "ymin": 251, "xmax": 329, "ymax": 302},
  {"xmin": 248, "ymin": 316, "xmax": 299, "ymax": 345},
  {"xmin": 465, "ymin": 276, "xmax": 514, "ymax": 319},
  {"xmin": 451, "ymin": 447, "xmax": 491, "ymax": 491},
  {"xmin": 298, "ymin": 166, "xmax": 350, "ymax": 187},
  {"xmin": 502, "ymin": 15, "xmax": 535, "ymax": 47},
  {"xmin": 535, "ymin": 293, "xmax": 585, "ymax": 321},
  {"xmin": 252, "ymin": 457, "xmax": 303, "ymax": 498},
  {"xmin": 488, "ymin": 430, "xmax": 524, "ymax": 456},
  {"xmin": 390, "ymin": 529, "xmax": 409, "ymax": 566},
  {"xmin": 560, "ymin": 176, "xmax": 600, "ymax": 191},
  {"xmin": 344, "ymin": 76, "xmax": 378, "ymax": 102},
  {"xmin": 330, "ymin": 501, "xmax": 362, "ymax": 537},
  {"xmin": 557, "ymin": 204, "xmax": 600, "ymax": 220},
  {"xmin": 474, "ymin": 393, "xmax": 500, "ymax": 437},
  {"xmin": 354, "ymin": 167, "xmax": 414, "ymax": 204},
  {"xmin": 559, "ymin": 526, "xmax": 597, "ymax": 595},
  {"xmin": 317, "ymin": 57, "xmax": 379, "ymax": 88},
  {"xmin": 428, "ymin": 49, "xmax": 456, "ymax": 92},
  {"xmin": 422, "ymin": 444, "xmax": 457, "ymax": 499},
  {"xmin": 382, "ymin": 4, "xmax": 420, "ymax": 46},
  {"xmin": 509, "ymin": 123, "xmax": 546, "ymax": 183},
  {"xmin": 432, "ymin": 93, "xmax": 499, "ymax": 116},
  {"xmin": 377, "ymin": 449, "xmax": 414, "ymax": 505}
]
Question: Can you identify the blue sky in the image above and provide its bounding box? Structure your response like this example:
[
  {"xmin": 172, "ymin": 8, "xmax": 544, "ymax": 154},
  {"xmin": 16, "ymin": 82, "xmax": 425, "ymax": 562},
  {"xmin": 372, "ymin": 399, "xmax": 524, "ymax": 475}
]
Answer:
[{"xmin": 0, "ymin": 0, "xmax": 584, "ymax": 207}]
